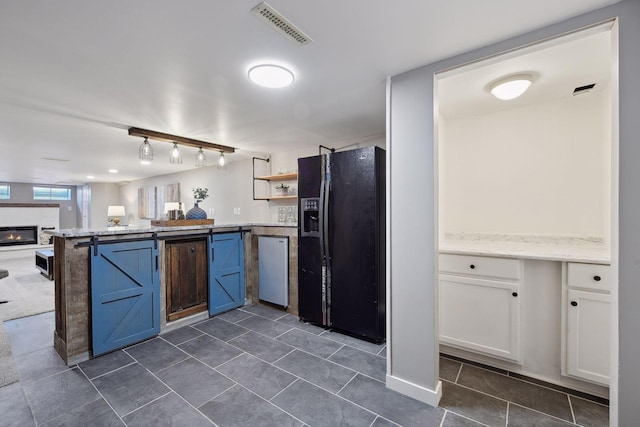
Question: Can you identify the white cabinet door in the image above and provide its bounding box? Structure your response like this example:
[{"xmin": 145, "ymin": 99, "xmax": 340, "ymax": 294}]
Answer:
[
  {"xmin": 566, "ymin": 289, "xmax": 610, "ymax": 385},
  {"xmin": 440, "ymin": 275, "xmax": 521, "ymax": 362}
]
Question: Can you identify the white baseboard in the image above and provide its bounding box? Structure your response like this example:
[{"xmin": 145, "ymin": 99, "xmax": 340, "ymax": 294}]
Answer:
[{"xmin": 386, "ymin": 374, "xmax": 442, "ymax": 407}]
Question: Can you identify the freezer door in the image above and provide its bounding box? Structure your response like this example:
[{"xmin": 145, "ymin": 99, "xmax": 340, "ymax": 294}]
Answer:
[
  {"xmin": 297, "ymin": 155, "xmax": 325, "ymax": 326},
  {"xmin": 328, "ymin": 146, "xmax": 385, "ymax": 342}
]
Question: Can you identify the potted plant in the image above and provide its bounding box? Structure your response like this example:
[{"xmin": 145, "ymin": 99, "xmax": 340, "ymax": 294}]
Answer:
[
  {"xmin": 274, "ymin": 183, "xmax": 290, "ymax": 196},
  {"xmin": 186, "ymin": 187, "xmax": 209, "ymax": 219}
]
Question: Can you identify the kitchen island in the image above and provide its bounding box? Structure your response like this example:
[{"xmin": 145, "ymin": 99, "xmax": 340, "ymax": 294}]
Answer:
[{"xmin": 47, "ymin": 223, "xmax": 297, "ymax": 365}]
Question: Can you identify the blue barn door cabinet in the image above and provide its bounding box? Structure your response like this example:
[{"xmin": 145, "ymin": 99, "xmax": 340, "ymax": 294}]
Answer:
[
  {"xmin": 90, "ymin": 237, "xmax": 160, "ymax": 356},
  {"xmin": 209, "ymin": 232, "xmax": 245, "ymax": 316}
]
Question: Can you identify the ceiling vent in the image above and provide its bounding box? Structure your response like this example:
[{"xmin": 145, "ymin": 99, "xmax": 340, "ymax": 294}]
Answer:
[
  {"xmin": 251, "ymin": 2, "xmax": 313, "ymax": 46},
  {"xmin": 573, "ymin": 83, "xmax": 596, "ymax": 96}
]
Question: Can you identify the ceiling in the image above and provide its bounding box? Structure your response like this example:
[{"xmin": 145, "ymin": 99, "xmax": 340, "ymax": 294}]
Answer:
[
  {"xmin": 438, "ymin": 24, "xmax": 613, "ymax": 119},
  {"xmin": 0, "ymin": 0, "xmax": 620, "ymax": 185}
]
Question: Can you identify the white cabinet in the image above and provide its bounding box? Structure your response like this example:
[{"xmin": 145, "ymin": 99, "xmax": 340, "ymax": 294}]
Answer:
[
  {"xmin": 562, "ymin": 262, "xmax": 611, "ymax": 386},
  {"xmin": 439, "ymin": 254, "xmax": 523, "ymax": 363}
]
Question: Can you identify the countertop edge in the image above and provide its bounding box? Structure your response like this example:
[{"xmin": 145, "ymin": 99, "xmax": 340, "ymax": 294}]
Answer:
[
  {"xmin": 439, "ymin": 246, "xmax": 611, "ymax": 264},
  {"xmin": 45, "ymin": 222, "xmax": 297, "ymax": 238}
]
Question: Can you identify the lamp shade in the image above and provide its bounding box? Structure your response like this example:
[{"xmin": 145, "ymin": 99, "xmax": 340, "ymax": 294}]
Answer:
[
  {"xmin": 107, "ymin": 206, "xmax": 126, "ymax": 217},
  {"xmin": 164, "ymin": 202, "xmax": 181, "ymax": 213}
]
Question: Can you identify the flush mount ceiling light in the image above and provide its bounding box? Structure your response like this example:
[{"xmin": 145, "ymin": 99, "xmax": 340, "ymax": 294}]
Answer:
[
  {"xmin": 139, "ymin": 137, "xmax": 153, "ymax": 164},
  {"xmin": 248, "ymin": 64, "xmax": 294, "ymax": 88},
  {"xmin": 195, "ymin": 148, "xmax": 207, "ymax": 168},
  {"xmin": 489, "ymin": 74, "xmax": 533, "ymax": 100},
  {"xmin": 169, "ymin": 142, "xmax": 182, "ymax": 164}
]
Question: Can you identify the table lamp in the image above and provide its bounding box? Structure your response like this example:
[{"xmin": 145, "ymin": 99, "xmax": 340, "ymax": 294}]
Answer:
[{"xmin": 107, "ymin": 205, "xmax": 126, "ymax": 226}]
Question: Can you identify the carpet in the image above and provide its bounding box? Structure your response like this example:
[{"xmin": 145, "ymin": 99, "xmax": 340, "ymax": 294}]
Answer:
[{"xmin": 0, "ymin": 252, "xmax": 55, "ymax": 388}]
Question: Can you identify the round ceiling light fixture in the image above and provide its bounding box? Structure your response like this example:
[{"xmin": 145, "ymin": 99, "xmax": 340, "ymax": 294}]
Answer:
[
  {"xmin": 489, "ymin": 74, "xmax": 533, "ymax": 100},
  {"xmin": 248, "ymin": 64, "xmax": 295, "ymax": 88}
]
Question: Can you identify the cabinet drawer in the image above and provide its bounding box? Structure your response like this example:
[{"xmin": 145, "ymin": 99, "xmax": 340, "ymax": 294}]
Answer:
[
  {"xmin": 566, "ymin": 263, "xmax": 611, "ymax": 291},
  {"xmin": 439, "ymin": 254, "xmax": 520, "ymax": 280}
]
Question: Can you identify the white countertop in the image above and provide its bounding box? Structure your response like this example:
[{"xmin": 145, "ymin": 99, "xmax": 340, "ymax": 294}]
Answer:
[
  {"xmin": 45, "ymin": 222, "xmax": 297, "ymax": 238},
  {"xmin": 440, "ymin": 232, "xmax": 611, "ymax": 264}
]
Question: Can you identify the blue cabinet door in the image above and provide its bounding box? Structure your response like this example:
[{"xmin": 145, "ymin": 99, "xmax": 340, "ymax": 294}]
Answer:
[
  {"xmin": 209, "ymin": 232, "xmax": 245, "ymax": 316},
  {"xmin": 91, "ymin": 239, "xmax": 160, "ymax": 356}
]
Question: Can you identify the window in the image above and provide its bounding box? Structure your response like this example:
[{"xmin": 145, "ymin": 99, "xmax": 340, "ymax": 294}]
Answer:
[
  {"xmin": 0, "ymin": 185, "xmax": 9, "ymax": 200},
  {"xmin": 33, "ymin": 186, "xmax": 71, "ymax": 201}
]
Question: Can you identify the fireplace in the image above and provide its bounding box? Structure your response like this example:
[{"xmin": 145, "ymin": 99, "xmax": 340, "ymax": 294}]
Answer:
[{"xmin": 0, "ymin": 226, "xmax": 38, "ymax": 246}]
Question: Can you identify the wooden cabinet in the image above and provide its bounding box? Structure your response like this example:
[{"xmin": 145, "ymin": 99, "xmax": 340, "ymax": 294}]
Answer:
[
  {"xmin": 166, "ymin": 238, "xmax": 208, "ymax": 321},
  {"xmin": 562, "ymin": 262, "xmax": 611, "ymax": 386},
  {"xmin": 439, "ymin": 254, "xmax": 523, "ymax": 363}
]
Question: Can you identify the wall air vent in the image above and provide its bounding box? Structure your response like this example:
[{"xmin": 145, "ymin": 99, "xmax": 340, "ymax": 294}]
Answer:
[
  {"xmin": 251, "ymin": 2, "xmax": 313, "ymax": 46},
  {"xmin": 573, "ymin": 83, "xmax": 596, "ymax": 96}
]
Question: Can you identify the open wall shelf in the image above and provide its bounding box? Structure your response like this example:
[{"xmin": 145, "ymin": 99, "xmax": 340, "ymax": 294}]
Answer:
[{"xmin": 253, "ymin": 157, "xmax": 298, "ymax": 201}]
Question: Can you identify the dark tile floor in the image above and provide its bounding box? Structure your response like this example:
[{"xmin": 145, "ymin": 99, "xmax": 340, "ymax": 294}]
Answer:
[{"xmin": 1, "ymin": 305, "xmax": 610, "ymax": 426}]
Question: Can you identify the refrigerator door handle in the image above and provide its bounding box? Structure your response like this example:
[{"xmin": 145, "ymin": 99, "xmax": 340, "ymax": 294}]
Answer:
[
  {"xmin": 319, "ymin": 179, "xmax": 326, "ymax": 257},
  {"xmin": 323, "ymin": 179, "xmax": 330, "ymax": 261}
]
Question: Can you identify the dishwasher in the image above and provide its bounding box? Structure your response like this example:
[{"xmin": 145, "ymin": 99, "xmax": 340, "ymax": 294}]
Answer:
[{"xmin": 258, "ymin": 236, "xmax": 289, "ymax": 307}]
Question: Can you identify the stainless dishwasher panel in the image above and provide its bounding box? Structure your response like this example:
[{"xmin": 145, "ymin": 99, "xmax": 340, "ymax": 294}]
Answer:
[{"xmin": 258, "ymin": 236, "xmax": 289, "ymax": 307}]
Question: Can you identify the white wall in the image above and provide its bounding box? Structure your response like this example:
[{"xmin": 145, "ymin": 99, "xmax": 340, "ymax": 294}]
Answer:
[
  {"xmin": 119, "ymin": 158, "xmax": 270, "ymax": 226},
  {"xmin": 88, "ymin": 183, "xmax": 121, "ymax": 228},
  {"xmin": 439, "ymin": 90, "xmax": 610, "ymax": 241}
]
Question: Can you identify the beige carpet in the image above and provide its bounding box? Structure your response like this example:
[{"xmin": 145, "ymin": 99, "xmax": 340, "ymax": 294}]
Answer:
[{"xmin": 0, "ymin": 252, "xmax": 55, "ymax": 387}]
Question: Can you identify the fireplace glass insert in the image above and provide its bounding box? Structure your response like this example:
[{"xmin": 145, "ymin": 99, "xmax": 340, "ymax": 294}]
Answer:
[{"xmin": 0, "ymin": 226, "xmax": 38, "ymax": 246}]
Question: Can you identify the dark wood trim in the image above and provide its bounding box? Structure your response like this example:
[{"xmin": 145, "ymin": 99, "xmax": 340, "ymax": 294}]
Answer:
[
  {"xmin": 0, "ymin": 203, "xmax": 60, "ymax": 208},
  {"xmin": 128, "ymin": 127, "xmax": 235, "ymax": 153},
  {"xmin": 167, "ymin": 303, "xmax": 208, "ymax": 322}
]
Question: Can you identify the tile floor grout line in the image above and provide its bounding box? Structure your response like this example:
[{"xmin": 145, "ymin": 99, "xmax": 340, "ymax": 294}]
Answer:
[
  {"xmin": 195, "ymin": 383, "xmax": 239, "ymax": 410},
  {"xmin": 210, "ymin": 351, "xmax": 248, "ymax": 370},
  {"xmin": 120, "ymin": 390, "xmax": 173, "ymax": 419},
  {"xmin": 76, "ymin": 364, "xmax": 127, "ymax": 426},
  {"xmin": 271, "ymin": 345, "xmax": 361, "ymax": 379},
  {"xmin": 272, "ymin": 326, "xmax": 295, "ymax": 340},
  {"xmin": 325, "ymin": 343, "xmax": 346, "ymax": 360},
  {"xmin": 17, "ymin": 362, "xmax": 76, "ymax": 387},
  {"xmin": 459, "ymin": 360, "xmax": 608, "ymax": 405},
  {"xmin": 440, "ymin": 378, "xmax": 577, "ymax": 425},
  {"xmin": 454, "ymin": 362, "xmax": 463, "ymax": 383},
  {"xmin": 335, "ymin": 372, "xmax": 359, "ymax": 396},
  {"xmin": 505, "ymin": 402, "xmax": 509, "ymax": 427},
  {"xmin": 319, "ymin": 332, "xmax": 386, "ymax": 356},
  {"xmin": 274, "ymin": 312, "xmax": 289, "ymax": 321},
  {"xmin": 78, "ymin": 358, "xmax": 136, "ymax": 381},
  {"xmin": 270, "ymin": 348, "xmax": 297, "ymax": 365},
  {"xmin": 221, "ymin": 334, "xmax": 295, "ymax": 366},
  {"xmin": 323, "ymin": 356, "xmax": 386, "ymax": 385},
  {"xmin": 140, "ymin": 372, "xmax": 218, "ymax": 426},
  {"xmin": 163, "ymin": 331, "xmax": 205, "ymax": 347},
  {"xmin": 445, "ymin": 409, "xmax": 492, "ymax": 427},
  {"xmin": 267, "ymin": 375, "xmax": 299, "ymax": 402},
  {"xmin": 234, "ymin": 381, "xmax": 308, "ymax": 426},
  {"xmin": 438, "ymin": 410, "xmax": 447, "ymax": 427},
  {"xmin": 567, "ymin": 393, "xmax": 577, "ymax": 425},
  {"xmin": 290, "ymin": 376, "xmax": 384, "ymax": 422}
]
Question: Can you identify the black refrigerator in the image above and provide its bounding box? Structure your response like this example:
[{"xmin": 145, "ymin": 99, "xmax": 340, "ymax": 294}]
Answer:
[{"xmin": 297, "ymin": 146, "xmax": 385, "ymax": 343}]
